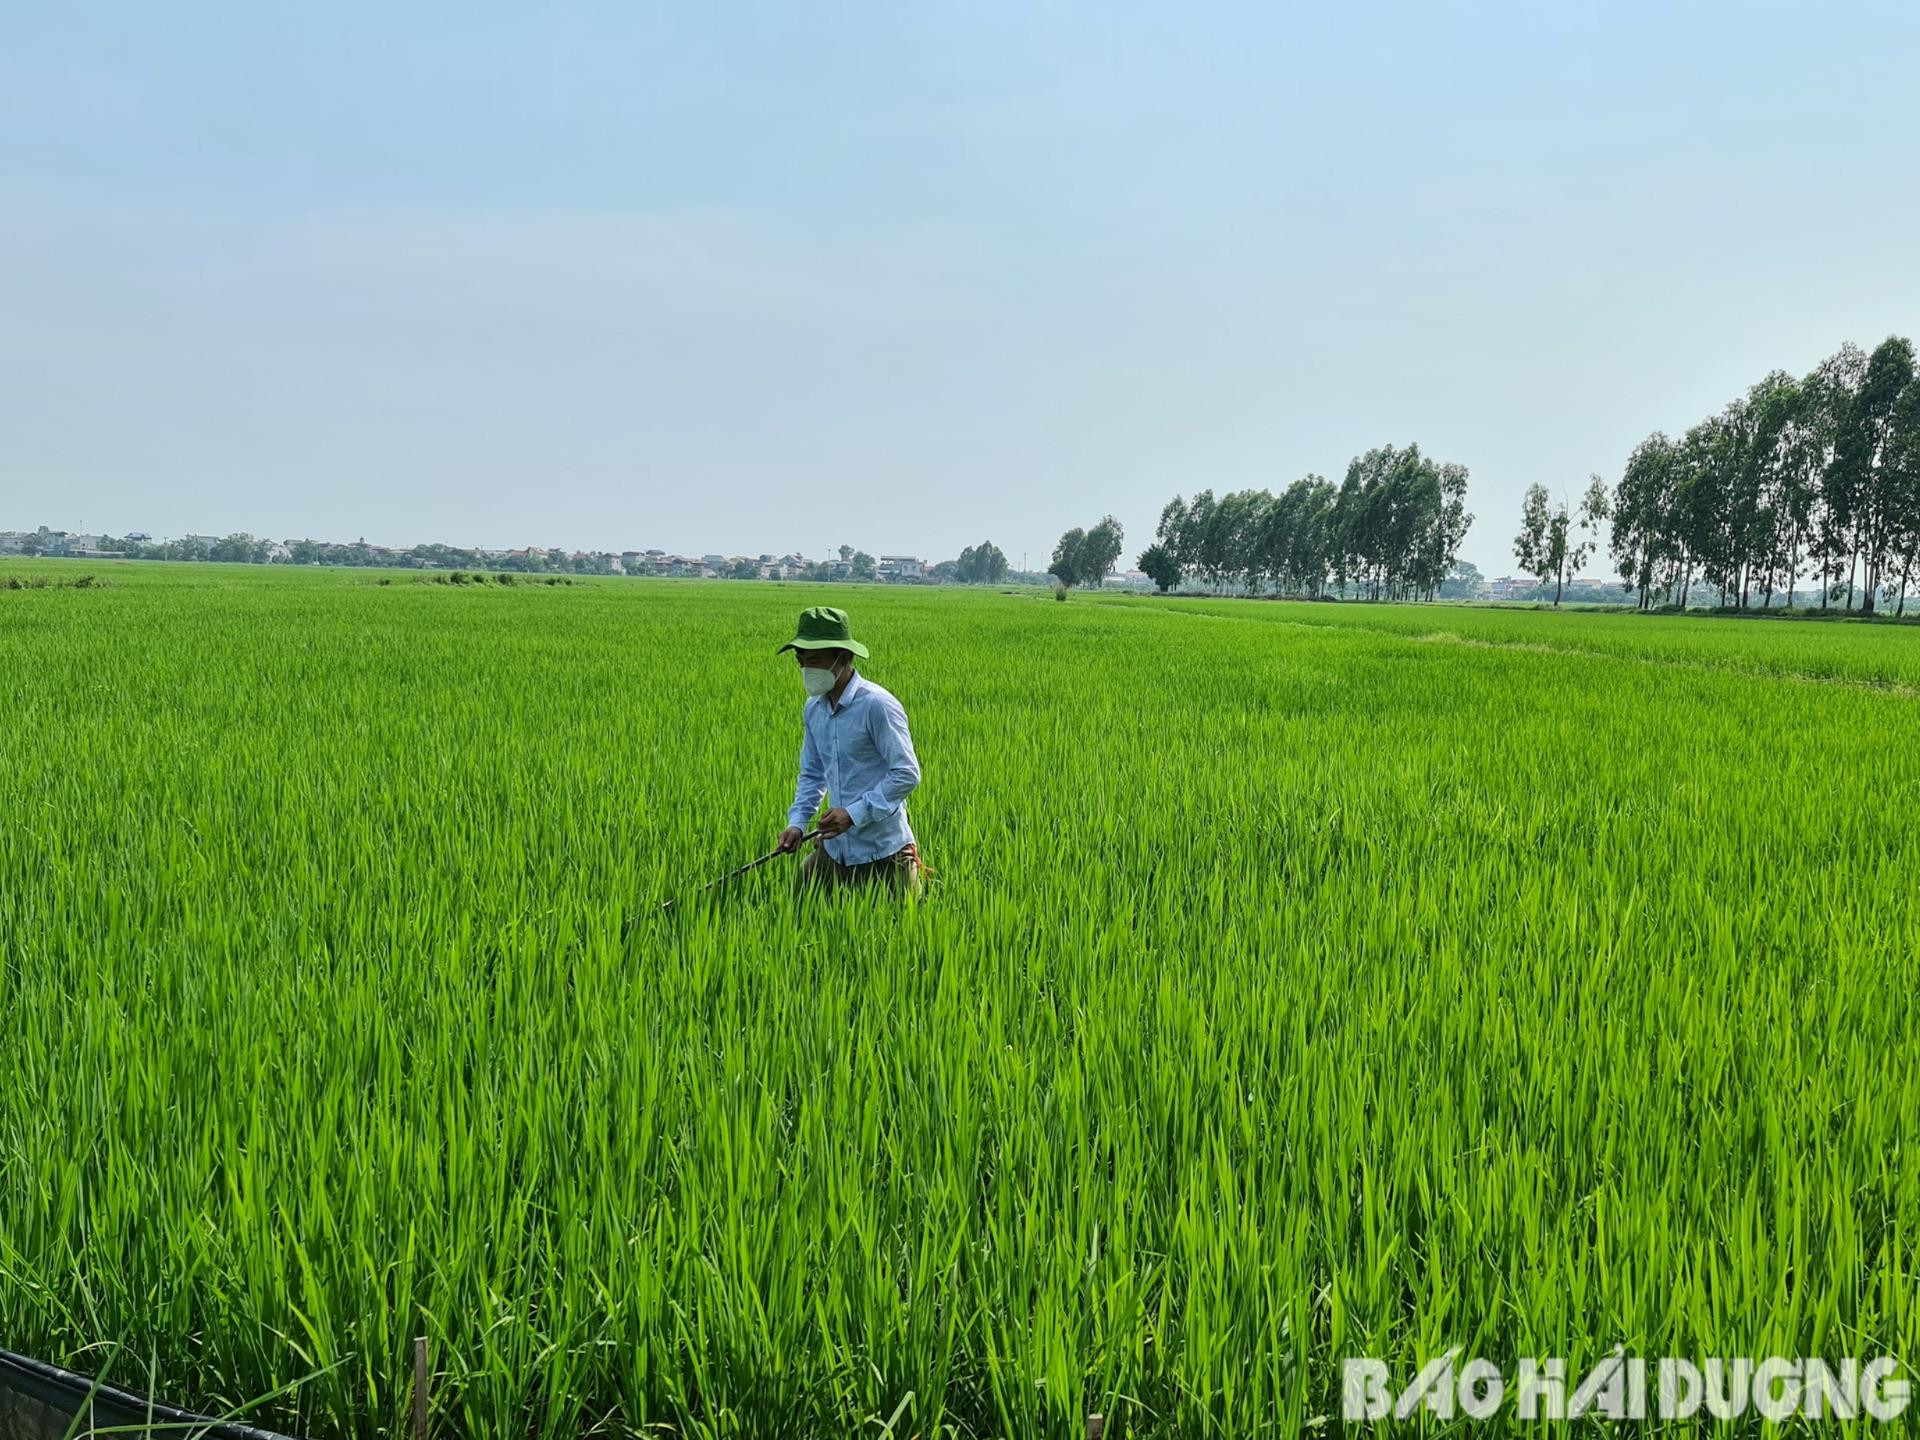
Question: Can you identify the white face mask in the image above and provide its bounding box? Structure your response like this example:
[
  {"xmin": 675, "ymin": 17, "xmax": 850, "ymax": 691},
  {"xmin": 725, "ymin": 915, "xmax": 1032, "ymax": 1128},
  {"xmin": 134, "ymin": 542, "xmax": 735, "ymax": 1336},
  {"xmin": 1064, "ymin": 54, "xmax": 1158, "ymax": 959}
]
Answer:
[{"xmin": 800, "ymin": 663, "xmax": 839, "ymax": 697}]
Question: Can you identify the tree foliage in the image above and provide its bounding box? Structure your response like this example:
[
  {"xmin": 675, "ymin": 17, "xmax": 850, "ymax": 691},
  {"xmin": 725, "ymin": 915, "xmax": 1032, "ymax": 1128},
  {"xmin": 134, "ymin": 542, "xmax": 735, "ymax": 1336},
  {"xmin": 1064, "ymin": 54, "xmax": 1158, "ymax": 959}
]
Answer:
[
  {"xmin": 1080, "ymin": 516, "xmax": 1124, "ymax": 588},
  {"xmin": 1145, "ymin": 447, "xmax": 1471, "ymax": 600},
  {"xmin": 1605, "ymin": 335, "xmax": 1920, "ymax": 612},
  {"xmin": 1513, "ymin": 479, "xmax": 1608, "ymax": 607},
  {"xmin": 1048, "ymin": 518, "xmax": 1123, "ymax": 588},
  {"xmin": 1048, "ymin": 527, "xmax": 1088, "ymax": 588},
  {"xmin": 1135, "ymin": 542, "xmax": 1181, "ymax": 593},
  {"xmin": 951, "ymin": 541, "xmax": 1009, "ymax": 585}
]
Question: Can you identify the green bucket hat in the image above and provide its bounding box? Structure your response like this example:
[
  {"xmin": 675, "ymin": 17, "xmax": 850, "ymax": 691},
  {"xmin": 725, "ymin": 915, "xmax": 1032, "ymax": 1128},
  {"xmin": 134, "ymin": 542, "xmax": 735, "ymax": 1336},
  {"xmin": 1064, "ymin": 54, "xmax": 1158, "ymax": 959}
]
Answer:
[{"xmin": 777, "ymin": 605, "xmax": 870, "ymax": 659}]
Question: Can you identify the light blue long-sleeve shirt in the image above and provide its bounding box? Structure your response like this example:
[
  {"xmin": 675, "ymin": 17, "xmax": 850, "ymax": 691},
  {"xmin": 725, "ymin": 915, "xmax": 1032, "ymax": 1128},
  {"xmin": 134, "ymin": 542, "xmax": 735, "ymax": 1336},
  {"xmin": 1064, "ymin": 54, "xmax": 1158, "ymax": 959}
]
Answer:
[{"xmin": 787, "ymin": 670, "xmax": 921, "ymax": 863}]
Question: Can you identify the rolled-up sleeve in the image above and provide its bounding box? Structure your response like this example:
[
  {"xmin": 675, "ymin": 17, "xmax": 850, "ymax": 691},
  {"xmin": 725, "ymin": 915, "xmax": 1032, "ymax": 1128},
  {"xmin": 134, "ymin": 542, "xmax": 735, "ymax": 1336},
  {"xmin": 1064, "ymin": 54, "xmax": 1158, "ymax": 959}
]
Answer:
[
  {"xmin": 844, "ymin": 695, "xmax": 920, "ymax": 830},
  {"xmin": 788, "ymin": 709, "xmax": 827, "ymax": 828}
]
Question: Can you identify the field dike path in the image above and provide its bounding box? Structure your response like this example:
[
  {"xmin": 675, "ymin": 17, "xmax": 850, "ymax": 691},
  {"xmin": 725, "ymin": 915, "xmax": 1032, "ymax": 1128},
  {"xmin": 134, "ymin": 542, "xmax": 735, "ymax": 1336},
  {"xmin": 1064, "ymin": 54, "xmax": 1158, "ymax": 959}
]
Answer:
[
  {"xmin": 1407, "ymin": 628, "xmax": 1920, "ymax": 698},
  {"xmin": 1121, "ymin": 599, "xmax": 1920, "ymax": 699}
]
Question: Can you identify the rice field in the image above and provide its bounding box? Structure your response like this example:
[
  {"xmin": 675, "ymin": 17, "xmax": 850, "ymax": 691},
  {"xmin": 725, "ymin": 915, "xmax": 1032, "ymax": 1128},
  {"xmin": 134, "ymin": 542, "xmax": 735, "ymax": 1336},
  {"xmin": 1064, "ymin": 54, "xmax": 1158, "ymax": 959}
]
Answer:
[{"xmin": 2, "ymin": 561, "xmax": 1917, "ymax": 1437}]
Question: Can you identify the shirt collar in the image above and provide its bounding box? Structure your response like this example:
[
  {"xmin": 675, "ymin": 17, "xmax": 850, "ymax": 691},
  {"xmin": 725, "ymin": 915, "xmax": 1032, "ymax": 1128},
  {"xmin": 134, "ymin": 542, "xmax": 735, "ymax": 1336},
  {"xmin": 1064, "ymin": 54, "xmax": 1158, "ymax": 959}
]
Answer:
[{"xmin": 828, "ymin": 668, "xmax": 866, "ymax": 712}]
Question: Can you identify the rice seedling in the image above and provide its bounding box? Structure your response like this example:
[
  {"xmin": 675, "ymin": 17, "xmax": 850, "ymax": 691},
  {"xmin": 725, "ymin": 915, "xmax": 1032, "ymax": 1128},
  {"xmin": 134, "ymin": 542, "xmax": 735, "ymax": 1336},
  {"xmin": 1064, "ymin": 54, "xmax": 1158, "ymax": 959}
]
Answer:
[{"xmin": 1, "ymin": 563, "xmax": 1915, "ymax": 1437}]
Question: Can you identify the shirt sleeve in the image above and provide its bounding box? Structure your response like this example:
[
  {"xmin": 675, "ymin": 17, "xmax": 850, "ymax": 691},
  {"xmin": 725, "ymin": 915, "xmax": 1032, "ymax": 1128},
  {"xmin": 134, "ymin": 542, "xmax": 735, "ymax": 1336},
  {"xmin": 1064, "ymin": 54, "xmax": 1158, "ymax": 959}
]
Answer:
[
  {"xmin": 844, "ymin": 695, "xmax": 921, "ymax": 829},
  {"xmin": 788, "ymin": 707, "xmax": 827, "ymax": 829}
]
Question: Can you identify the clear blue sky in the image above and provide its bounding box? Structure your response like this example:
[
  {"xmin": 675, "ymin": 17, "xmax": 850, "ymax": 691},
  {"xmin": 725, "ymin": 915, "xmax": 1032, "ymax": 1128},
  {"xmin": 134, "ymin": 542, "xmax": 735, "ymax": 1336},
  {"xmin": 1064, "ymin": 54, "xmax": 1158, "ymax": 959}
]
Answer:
[{"xmin": 4, "ymin": 1, "xmax": 1916, "ymax": 573}]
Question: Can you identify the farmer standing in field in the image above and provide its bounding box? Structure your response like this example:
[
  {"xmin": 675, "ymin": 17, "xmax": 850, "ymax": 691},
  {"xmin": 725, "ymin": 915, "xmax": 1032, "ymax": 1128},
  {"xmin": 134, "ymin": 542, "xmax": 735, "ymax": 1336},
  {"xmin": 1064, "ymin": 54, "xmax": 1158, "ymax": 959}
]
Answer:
[{"xmin": 776, "ymin": 606, "xmax": 925, "ymax": 894}]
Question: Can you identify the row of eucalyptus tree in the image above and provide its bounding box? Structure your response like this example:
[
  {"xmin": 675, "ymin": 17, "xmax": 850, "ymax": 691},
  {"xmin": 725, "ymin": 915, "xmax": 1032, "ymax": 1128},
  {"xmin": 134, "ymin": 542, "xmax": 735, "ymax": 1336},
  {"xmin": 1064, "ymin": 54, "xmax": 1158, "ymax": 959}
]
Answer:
[
  {"xmin": 1136, "ymin": 445, "xmax": 1473, "ymax": 600},
  {"xmin": 1608, "ymin": 336, "xmax": 1920, "ymax": 613}
]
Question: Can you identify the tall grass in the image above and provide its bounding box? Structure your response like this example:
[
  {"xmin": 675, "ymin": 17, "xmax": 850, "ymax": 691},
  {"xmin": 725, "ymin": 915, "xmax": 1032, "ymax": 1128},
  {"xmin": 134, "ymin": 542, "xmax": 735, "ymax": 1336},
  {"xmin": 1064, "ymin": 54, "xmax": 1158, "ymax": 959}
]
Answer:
[{"xmin": 2, "ymin": 566, "xmax": 1916, "ymax": 1436}]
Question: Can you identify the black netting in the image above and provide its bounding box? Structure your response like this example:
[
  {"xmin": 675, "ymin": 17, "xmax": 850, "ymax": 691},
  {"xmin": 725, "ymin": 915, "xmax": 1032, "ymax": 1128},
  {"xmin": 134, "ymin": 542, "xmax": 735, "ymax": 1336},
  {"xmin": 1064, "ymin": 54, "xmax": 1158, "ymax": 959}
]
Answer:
[{"xmin": 0, "ymin": 1350, "xmax": 300, "ymax": 1440}]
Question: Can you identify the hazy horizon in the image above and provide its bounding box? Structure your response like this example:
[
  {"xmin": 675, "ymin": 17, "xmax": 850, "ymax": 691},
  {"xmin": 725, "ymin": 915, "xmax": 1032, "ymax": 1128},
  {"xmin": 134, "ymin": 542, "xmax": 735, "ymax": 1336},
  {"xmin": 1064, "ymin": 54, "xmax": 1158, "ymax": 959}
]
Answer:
[{"xmin": 6, "ymin": 1, "xmax": 1918, "ymax": 576}]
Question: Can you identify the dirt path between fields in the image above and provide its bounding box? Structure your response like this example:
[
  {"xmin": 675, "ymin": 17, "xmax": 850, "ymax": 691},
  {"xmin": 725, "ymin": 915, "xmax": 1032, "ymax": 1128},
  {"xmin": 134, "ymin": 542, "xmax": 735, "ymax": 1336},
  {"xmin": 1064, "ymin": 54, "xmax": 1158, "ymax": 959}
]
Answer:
[{"xmin": 1108, "ymin": 597, "xmax": 1920, "ymax": 699}]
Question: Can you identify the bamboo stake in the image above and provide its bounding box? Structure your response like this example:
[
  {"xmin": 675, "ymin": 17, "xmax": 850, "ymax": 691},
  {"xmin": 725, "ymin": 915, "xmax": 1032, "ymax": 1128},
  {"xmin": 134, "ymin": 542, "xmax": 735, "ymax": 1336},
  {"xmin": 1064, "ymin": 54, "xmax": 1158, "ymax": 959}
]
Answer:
[{"xmin": 412, "ymin": 1335, "xmax": 430, "ymax": 1440}]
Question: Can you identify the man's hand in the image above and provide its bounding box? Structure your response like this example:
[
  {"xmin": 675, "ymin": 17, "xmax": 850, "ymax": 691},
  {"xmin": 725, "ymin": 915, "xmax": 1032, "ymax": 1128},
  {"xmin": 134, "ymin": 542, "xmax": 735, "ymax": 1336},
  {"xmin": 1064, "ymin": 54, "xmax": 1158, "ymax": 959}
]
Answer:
[
  {"xmin": 816, "ymin": 807, "xmax": 854, "ymax": 838},
  {"xmin": 776, "ymin": 825, "xmax": 806, "ymax": 854}
]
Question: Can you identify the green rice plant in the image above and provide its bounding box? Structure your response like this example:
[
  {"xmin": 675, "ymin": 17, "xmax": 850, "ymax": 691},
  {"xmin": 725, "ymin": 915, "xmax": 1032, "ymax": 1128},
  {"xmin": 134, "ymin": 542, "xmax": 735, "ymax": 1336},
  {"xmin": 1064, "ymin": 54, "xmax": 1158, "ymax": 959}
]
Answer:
[{"xmin": 1, "ymin": 562, "xmax": 1916, "ymax": 1437}]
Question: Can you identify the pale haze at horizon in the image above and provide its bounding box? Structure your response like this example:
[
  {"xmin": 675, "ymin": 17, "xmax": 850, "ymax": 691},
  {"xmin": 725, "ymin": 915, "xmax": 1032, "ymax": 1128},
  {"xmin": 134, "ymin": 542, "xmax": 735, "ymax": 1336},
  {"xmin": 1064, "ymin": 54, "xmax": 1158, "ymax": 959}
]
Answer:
[{"xmin": 4, "ymin": 2, "xmax": 1917, "ymax": 577}]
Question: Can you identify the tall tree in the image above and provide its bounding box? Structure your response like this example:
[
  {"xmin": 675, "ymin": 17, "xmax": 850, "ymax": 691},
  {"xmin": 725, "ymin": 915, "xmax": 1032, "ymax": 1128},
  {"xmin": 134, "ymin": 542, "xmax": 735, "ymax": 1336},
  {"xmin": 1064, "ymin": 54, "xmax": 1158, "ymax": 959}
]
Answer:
[
  {"xmin": 1885, "ymin": 378, "xmax": 1920, "ymax": 614},
  {"xmin": 1765, "ymin": 375, "xmax": 1821, "ymax": 608},
  {"xmin": 1602, "ymin": 337, "xmax": 1920, "ymax": 612},
  {"xmin": 1422, "ymin": 462, "xmax": 1474, "ymax": 601},
  {"xmin": 1212, "ymin": 492, "xmax": 1261, "ymax": 591},
  {"xmin": 1080, "ymin": 515, "xmax": 1125, "ymax": 589},
  {"xmin": 1611, "ymin": 433, "xmax": 1676, "ymax": 608},
  {"xmin": 1153, "ymin": 496, "xmax": 1189, "ymax": 582},
  {"xmin": 1514, "ymin": 485, "xmax": 1565, "ymax": 605},
  {"xmin": 1744, "ymin": 371, "xmax": 1800, "ymax": 607},
  {"xmin": 1135, "ymin": 542, "xmax": 1181, "ymax": 593},
  {"xmin": 1182, "ymin": 490, "xmax": 1223, "ymax": 588},
  {"xmin": 1329, "ymin": 445, "xmax": 1473, "ymax": 601},
  {"xmin": 1150, "ymin": 456, "xmax": 1465, "ymax": 603},
  {"xmin": 1514, "ymin": 482, "xmax": 1604, "ymax": 607},
  {"xmin": 1833, "ymin": 336, "xmax": 1916, "ymax": 613},
  {"xmin": 1807, "ymin": 344, "xmax": 1869, "ymax": 608},
  {"xmin": 1049, "ymin": 527, "xmax": 1088, "ymax": 588},
  {"xmin": 1286, "ymin": 475, "xmax": 1339, "ymax": 597},
  {"xmin": 952, "ymin": 541, "xmax": 1009, "ymax": 584}
]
